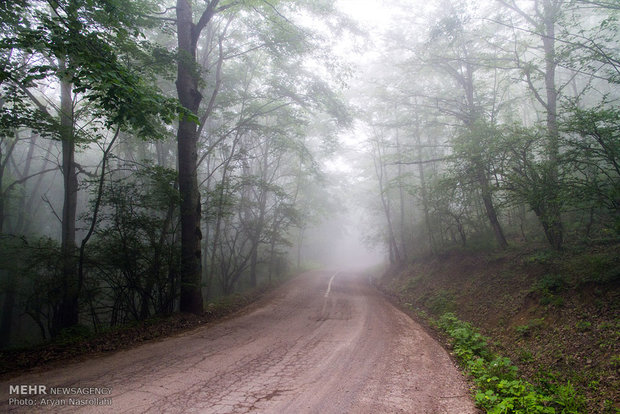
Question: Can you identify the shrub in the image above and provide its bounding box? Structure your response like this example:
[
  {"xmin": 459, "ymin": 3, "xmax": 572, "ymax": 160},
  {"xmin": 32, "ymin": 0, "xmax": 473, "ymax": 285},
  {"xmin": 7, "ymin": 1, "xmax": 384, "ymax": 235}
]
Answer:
[
  {"xmin": 426, "ymin": 290, "xmax": 456, "ymax": 315},
  {"xmin": 553, "ymin": 381, "xmax": 586, "ymax": 413},
  {"xmin": 436, "ymin": 312, "xmax": 586, "ymax": 413},
  {"xmin": 533, "ymin": 274, "xmax": 566, "ymax": 294},
  {"xmin": 515, "ymin": 318, "xmax": 545, "ymax": 337}
]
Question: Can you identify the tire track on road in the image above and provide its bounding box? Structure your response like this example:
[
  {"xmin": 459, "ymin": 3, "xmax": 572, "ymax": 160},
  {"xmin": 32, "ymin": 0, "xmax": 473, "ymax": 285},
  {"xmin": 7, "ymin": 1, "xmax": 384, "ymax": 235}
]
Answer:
[{"xmin": 1, "ymin": 270, "xmax": 476, "ymax": 414}]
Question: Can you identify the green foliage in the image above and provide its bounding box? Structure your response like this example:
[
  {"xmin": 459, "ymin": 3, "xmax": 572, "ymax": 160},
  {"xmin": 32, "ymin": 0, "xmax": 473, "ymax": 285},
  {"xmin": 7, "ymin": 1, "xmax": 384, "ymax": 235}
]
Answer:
[
  {"xmin": 438, "ymin": 313, "xmax": 490, "ymax": 361},
  {"xmin": 522, "ymin": 250, "xmax": 556, "ymax": 265},
  {"xmin": 498, "ymin": 125, "xmax": 567, "ymax": 250},
  {"xmin": 553, "ymin": 381, "xmax": 586, "ymax": 413},
  {"xmin": 356, "ymin": 0, "xmax": 620, "ymax": 257},
  {"xmin": 559, "ymin": 8, "xmax": 619, "ymax": 85},
  {"xmin": 0, "ymin": 235, "xmax": 27, "ymax": 274},
  {"xmin": 515, "ymin": 318, "xmax": 545, "ymax": 338},
  {"xmin": 18, "ymin": 237, "xmax": 66, "ymax": 339},
  {"xmin": 569, "ymin": 252, "xmax": 620, "ymax": 285},
  {"xmin": 574, "ymin": 320, "xmax": 592, "ymax": 332},
  {"xmin": 437, "ymin": 312, "xmax": 589, "ymax": 414},
  {"xmin": 426, "ymin": 174, "xmax": 480, "ymax": 249},
  {"xmin": 561, "ymin": 103, "xmax": 620, "ymax": 217},
  {"xmin": 426, "ymin": 290, "xmax": 456, "ymax": 315},
  {"xmin": 0, "ymin": 0, "xmax": 182, "ymax": 139},
  {"xmin": 533, "ymin": 274, "xmax": 566, "ymax": 294},
  {"xmin": 403, "ymin": 274, "xmax": 423, "ymax": 292},
  {"xmin": 539, "ymin": 294, "xmax": 565, "ymax": 307},
  {"xmin": 53, "ymin": 324, "xmax": 92, "ymax": 346},
  {"xmin": 87, "ymin": 164, "xmax": 180, "ymax": 325},
  {"xmin": 519, "ymin": 350, "xmax": 534, "ymax": 363},
  {"xmin": 532, "ymin": 275, "xmax": 566, "ymax": 307}
]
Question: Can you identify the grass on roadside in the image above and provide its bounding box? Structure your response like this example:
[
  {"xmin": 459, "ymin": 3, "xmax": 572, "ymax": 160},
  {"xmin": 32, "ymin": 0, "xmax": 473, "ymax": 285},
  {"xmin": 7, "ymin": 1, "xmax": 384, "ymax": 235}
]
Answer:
[{"xmin": 435, "ymin": 312, "xmax": 588, "ymax": 414}]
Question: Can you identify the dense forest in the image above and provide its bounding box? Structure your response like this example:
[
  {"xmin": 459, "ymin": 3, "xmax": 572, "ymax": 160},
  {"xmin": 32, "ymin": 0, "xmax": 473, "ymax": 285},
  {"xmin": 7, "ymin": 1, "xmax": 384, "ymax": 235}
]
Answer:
[
  {"xmin": 0, "ymin": 0, "xmax": 618, "ymax": 358},
  {"xmin": 354, "ymin": 0, "xmax": 619, "ymax": 261},
  {"xmin": 0, "ymin": 0, "xmax": 352, "ymax": 346}
]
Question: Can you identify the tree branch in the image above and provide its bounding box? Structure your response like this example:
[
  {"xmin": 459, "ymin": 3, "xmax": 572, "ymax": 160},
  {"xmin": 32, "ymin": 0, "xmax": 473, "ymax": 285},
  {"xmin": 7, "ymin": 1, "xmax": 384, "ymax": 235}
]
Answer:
[
  {"xmin": 496, "ymin": 0, "xmax": 538, "ymax": 26},
  {"xmin": 4, "ymin": 167, "xmax": 58, "ymax": 194},
  {"xmin": 388, "ymin": 157, "xmax": 448, "ymax": 165}
]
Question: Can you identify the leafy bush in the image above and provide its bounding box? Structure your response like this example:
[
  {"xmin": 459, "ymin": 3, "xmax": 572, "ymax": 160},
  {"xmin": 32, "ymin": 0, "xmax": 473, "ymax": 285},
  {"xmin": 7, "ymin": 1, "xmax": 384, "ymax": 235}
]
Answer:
[
  {"xmin": 533, "ymin": 274, "xmax": 566, "ymax": 294},
  {"xmin": 533, "ymin": 275, "xmax": 566, "ymax": 307},
  {"xmin": 523, "ymin": 251, "xmax": 556, "ymax": 265},
  {"xmin": 553, "ymin": 381, "xmax": 586, "ymax": 414},
  {"xmin": 54, "ymin": 324, "xmax": 93, "ymax": 346},
  {"xmin": 438, "ymin": 313, "xmax": 489, "ymax": 361},
  {"xmin": 437, "ymin": 312, "xmax": 586, "ymax": 413},
  {"xmin": 576, "ymin": 254, "xmax": 620, "ymax": 284},
  {"xmin": 426, "ymin": 290, "xmax": 456, "ymax": 315}
]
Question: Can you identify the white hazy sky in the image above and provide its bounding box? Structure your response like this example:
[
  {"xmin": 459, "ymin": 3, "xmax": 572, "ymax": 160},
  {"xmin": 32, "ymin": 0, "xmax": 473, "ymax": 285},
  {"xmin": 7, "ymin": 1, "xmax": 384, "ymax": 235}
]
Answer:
[
  {"xmin": 321, "ymin": 1, "xmax": 399, "ymax": 175},
  {"xmin": 335, "ymin": 0, "xmax": 395, "ymax": 28}
]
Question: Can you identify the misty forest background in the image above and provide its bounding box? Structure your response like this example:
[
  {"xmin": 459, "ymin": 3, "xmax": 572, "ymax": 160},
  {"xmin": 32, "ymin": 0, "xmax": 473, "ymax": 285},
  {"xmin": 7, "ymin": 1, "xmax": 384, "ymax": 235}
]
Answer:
[{"xmin": 0, "ymin": 0, "xmax": 618, "ymax": 349}]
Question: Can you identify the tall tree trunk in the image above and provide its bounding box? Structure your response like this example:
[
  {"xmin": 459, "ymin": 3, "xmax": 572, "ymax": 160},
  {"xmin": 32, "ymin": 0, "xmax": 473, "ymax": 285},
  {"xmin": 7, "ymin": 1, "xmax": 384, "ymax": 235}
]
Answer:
[
  {"xmin": 477, "ymin": 165, "xmax": 508, "ymax": 249},
  {"xmin": 12, "ymin": 133, "xmax": 37, "ymax": 234},
  {"xmin": 249, "ymin": 240, "xmax": 259, "ymax": 287},
  {"xmin": 395, "ymin": 129, "xmax": 408, "ymax": 261},
  {"xmin": 267, "ymin": 211, "xmax": 280, "ymax": 283},
  {"xmin": 208, "ymin": 137, "xmax": 239, "ymax": 297},
  {"xmin": 541, "ymin": 0, "xmax": 563, "ymax": 250},
  {"xmin": 413, "ymin": 117, "xmax": 435, "ymax": 253},
  {"xmin": 249, "ymin": 140, "xmax": 270, "ymax": 287},
  {"xmin": 460, "ymin": 50, "xmax": 508, "ymax": 250},
  {"xmin": 0, "ymin": 131, "xmax": 20, "ymax": 233},
  {"xmin": 501, "ymin": 0, "xmax": 564, "ymax": 249},
  {"xmin": 202, "ymin": 157, "xmax": 213, "ymax": 300},
  {"xmin": 0, "ymin": 140, "xmax": 10, "ymax": 233},
  {"xmin": 373, "ymin": 140, "xmax": 401, "ymax": 264},
  {"xmin": 175, "ymin": 0, "xmax": 210, "ymax": 314},
  {"xmin": 54, "ymin": 71, "xmax": 79, "ymax": 335},
  {"xmin": 249, "ymin": 195, "xmax": 268, "ymax": 287},
  {"xmin": 17, "ymin": 139, "xmax": 54, "ymax": 234}
]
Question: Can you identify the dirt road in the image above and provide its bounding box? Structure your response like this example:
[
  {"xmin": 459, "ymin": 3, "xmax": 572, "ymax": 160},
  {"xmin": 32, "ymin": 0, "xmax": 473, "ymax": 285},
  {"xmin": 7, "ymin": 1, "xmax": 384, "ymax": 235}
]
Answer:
[{"xmin": 1, "ymin": 270, "xmax": 476, "ymax": 413}]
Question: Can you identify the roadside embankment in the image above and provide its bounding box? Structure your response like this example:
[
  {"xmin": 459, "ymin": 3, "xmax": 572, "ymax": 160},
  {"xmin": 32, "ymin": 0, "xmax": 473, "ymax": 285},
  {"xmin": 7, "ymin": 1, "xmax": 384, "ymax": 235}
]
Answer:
[{"xmin": 375, "ymin": 243, "xmax": 619, "ymax": 413}]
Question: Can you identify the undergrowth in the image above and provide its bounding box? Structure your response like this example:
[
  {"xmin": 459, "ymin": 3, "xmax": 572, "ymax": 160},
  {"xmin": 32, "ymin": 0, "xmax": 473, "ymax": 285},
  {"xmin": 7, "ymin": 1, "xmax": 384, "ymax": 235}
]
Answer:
[{"xmin": 436, "ymin": 312, "xmax": 587, "ymax": 413}]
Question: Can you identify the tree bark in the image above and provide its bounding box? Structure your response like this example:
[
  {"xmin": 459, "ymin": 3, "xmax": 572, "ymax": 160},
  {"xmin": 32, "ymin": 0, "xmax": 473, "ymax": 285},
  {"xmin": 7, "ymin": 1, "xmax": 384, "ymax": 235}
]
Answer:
[
  {"xmin": 477, "ymin": 165, "xmax": 509, "ymax": 249},
  {"xmin": 0, "ymin": 131, "xmax": 19, "ymax": 233},
  {"xmin": 413, "ymin": 116, "xmax": 435, "ymax": 253},
  {"xmin": 248, "ymin": 140, "xmax": 271, "ymax": 287},
  {"xmin": 373, "ymin": 138, "xmax": 401, "ymax": 264},
  {"xmin": 54, "ymin": 71, "xmax": 79, "ymax": 335},
  {"xmin": 541, "ymin": 0, "xmax": 564, "ymax": 250},
  {"xmin": 462, "ymin": 47, "xmax": 508, "ymax": 250},
  {"xmin": 175, "ymin": 0, "xmax": 214, "ymax": 314},
  {"xmin": 395, "ymin": 129, "xmax": 408, "ymax": 261},
  {"xmin": 500, "ymin": 0, "xmax": 564, "ymax": 250}
]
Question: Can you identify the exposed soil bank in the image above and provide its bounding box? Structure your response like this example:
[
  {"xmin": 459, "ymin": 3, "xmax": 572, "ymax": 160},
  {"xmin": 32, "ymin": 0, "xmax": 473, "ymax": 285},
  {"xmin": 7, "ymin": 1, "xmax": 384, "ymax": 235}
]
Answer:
[{"xmin": 375, "ymin": 242, "xmax": 619, "ymax": 413}]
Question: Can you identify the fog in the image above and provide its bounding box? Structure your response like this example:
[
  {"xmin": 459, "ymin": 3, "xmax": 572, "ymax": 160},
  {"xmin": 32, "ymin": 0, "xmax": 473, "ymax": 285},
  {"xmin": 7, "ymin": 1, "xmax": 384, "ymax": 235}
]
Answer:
[
  {"xmin": 298, "ymin": 208, "xmax": 385, "ymax": 270},
  {"xmin": 1, "ymin": 0, "xmax": 618, "ymax": 345}
]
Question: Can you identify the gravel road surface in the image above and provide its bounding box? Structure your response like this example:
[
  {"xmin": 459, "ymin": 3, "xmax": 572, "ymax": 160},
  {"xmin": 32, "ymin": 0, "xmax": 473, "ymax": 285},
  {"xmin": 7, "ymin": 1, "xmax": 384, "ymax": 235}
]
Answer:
[{"xmin": 1, "ymin": 270, "xmax": 476, "ymax": 413}]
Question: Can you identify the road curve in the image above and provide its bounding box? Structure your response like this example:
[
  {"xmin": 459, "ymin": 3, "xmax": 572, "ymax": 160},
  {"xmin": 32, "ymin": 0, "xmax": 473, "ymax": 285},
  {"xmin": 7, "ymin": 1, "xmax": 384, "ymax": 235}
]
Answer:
[{"xmin": 1, "ymin": 270, "xmax": 476, "ymax": 413}]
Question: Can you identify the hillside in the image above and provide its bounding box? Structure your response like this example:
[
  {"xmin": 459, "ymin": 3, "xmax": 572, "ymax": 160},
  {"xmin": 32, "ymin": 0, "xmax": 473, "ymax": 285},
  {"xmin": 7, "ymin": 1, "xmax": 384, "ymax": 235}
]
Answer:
[{"xmin": 376, "ymin": 243, "xmax": 619, "ymax": 413}]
